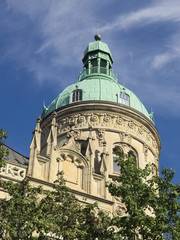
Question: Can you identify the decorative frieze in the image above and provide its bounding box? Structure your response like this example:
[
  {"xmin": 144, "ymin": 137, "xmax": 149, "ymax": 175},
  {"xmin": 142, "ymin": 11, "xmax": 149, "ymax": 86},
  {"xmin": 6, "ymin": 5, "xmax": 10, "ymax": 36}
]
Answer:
[
  {"xmin": 0, "ymin": 164, "xmax": 26, "ymax": 181},
  {"xmin": 45, "ymin": 111, "xmax": 159, "ymax": 157}
]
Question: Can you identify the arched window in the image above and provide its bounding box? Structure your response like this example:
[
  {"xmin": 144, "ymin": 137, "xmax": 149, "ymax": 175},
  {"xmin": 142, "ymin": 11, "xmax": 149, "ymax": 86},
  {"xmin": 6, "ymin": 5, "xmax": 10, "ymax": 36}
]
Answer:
[
  {"xmin": 112, "ymin": 146, "xmax": 123, "ymax": 173},
  {"xmin": 120, "ymin": 92, "xmax": 130, "ymax": 106},
  {"xmin": 72, "ymin": 89, "xmax": 82, "ymax": 102},
  {"xmin": 128, "ymin": 150, "xmax": 137, "ymax": 167}
]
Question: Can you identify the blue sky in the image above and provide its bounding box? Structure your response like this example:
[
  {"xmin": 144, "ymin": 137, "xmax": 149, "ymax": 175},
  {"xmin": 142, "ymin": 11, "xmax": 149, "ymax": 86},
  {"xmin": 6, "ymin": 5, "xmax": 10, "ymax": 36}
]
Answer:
[{"xmin": 0, "ymin": 0, "xmax": 179, "ymax": 183}]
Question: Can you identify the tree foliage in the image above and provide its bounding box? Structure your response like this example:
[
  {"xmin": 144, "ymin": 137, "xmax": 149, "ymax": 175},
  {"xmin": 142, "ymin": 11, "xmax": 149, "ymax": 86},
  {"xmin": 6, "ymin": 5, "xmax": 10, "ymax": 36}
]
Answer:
[
  {"xmin": 0, "ymin": 129, "xmax": 8, "ymax": 168},
  {"xmin": 107, "ymin": 151, "xmax": 180, "ymax": 240},
  {"xmin": 0, "ymin": 172, "xmax": 111, "ymax": 240},
  {"xmin": 0, "ymin": 133, "xmax": 179, "ymax": 239}
]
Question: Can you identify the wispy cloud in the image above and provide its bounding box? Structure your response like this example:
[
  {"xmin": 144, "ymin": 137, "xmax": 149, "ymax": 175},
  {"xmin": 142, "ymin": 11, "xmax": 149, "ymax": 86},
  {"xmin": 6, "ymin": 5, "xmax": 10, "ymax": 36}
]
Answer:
[
  {"xmin": 152, "ymin": 32, "xmax": 180, "ymax": 69},
  {"xmin": 2, "ymin": 0, "xmax": 96, "ymax": 83},
  {"xmin": 1, "ymin": 0, "xmax": 180, "ymax": 116},
  {"xmin": 101, "ymin": 0, "xmax": 180, "ymax": 32},
  {"xmin": 152, "ymin": 52, "xmax": 175, "ymax": 69}
]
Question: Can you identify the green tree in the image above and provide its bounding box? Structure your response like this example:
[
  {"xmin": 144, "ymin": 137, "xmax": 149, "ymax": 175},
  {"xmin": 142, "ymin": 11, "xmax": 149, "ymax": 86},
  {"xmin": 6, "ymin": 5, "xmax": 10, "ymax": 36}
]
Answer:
[
  {"xmin": 38, "ymin": 172, "xmax": 111, "ymax": 239},
  {"xmin": 0, "ymin": 179, "xmax": 44, "ymax": 239},
  {"xmin": 107, "ymin": 151, "xmax": 180, "ymax": 240},
  {"xmin": 79, "ymin": 203, "xmax": 111, "ymax": 240},
  {"xmin": 0, "ymin": 129, "xmax": 8, "ymax": 168},
  {"xmin": 0, "ymin": 172, "xmax": 111, "ymax": 240}
]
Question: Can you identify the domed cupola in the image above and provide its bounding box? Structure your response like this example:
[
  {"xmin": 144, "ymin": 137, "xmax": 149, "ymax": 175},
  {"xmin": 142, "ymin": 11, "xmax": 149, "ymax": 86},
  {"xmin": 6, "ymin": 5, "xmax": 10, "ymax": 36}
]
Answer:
[
  {"xmin": 79, "ymin": 34, "xmax": 117, "ymax": 82},
  {"xmin": 42, "ymin": 35, "xmax": 153, "ymax": 123}
]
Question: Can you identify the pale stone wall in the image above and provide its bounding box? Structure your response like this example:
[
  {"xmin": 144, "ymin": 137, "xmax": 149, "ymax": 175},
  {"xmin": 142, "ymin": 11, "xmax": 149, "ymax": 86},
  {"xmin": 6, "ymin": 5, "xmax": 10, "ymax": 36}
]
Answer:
[
  {"xmin": 0, "ymin": 163, "xmax": 26, "ymax": 182},
  {"xmin": 27, "ymin": 101, "xmax": 161, "ymax": 214},
  {"xmin": 0, "ymin": 163, "xmax": 27, "ymax": 198}
]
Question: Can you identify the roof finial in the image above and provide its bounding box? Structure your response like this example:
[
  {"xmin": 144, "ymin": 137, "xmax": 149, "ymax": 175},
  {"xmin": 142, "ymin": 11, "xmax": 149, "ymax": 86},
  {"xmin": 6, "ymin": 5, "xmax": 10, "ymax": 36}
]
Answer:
[{"xmin": 94, "ymin": 21, "xmax": 101, "ymax": 41}]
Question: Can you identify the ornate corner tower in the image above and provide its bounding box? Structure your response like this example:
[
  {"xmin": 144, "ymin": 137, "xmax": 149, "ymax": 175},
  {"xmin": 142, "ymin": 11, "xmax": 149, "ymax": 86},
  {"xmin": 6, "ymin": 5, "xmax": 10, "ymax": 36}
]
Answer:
[{"xmin": 27, "ymin": 35, "xmax": 161, "ymax": 214}]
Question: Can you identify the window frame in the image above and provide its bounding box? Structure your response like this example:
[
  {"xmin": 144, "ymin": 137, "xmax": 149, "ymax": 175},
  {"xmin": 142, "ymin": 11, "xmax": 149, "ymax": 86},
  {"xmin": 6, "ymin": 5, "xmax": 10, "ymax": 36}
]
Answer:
[
  {"xmin": 72, "ymin": 89, "xmax": 82, "ymax": 103},
  {"xmin": 119, "ymin": 92, "xmax": 130, "ymax": 106},
  {"xmin": 112, "ymin": 146, "xmax": 123, "ymax": 173}
]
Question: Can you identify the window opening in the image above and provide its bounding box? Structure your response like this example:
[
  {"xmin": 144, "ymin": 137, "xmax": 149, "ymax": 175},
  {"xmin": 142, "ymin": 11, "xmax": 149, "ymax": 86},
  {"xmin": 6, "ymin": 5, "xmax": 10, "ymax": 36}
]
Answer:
[
  {"xmin": 120, "ymin": 92, "xmax": 130, "ymax": 106},
  {"xmin": 80, "ymin": 141, "xmax": 88, "ymax": 156},
  {"xmin": 113, "ymin": 146, "xmax": 122, "ymax": 173},
  {"xmin": 72, "ymin": 90, "xmax": 82, "ymax": 102},
  {"xmin": 128, "ymin": 150, "xmax": 137, "ymax": 166}
]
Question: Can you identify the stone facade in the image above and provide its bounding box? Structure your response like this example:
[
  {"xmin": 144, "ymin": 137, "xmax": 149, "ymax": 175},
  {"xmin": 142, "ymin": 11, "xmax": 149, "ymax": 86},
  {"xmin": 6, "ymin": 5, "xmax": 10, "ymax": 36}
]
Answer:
[
  {"xmin": 27, "ymin": 101, "xmax": 160, "ymax": 214},
  {"xmin": 0, "ymin": 145, "xmax": 28, "ymax": 198}
]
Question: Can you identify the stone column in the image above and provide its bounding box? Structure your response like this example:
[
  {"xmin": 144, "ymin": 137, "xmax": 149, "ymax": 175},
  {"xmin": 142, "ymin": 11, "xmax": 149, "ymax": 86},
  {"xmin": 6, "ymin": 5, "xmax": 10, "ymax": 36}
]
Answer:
[
  {"xmin": 97, "ymin": 57, "xmax": 100, "ymax": 73},
  {"xmin": 106, "ymin": 61, "xmax": 109, "ymax": 75},
  {"xmin": 88, "ymin": 60, "xmax": 91, "ymax": 75},
  {"xmin": 28, "ymin": 116, "xmax": 41, "ymax": 177}
]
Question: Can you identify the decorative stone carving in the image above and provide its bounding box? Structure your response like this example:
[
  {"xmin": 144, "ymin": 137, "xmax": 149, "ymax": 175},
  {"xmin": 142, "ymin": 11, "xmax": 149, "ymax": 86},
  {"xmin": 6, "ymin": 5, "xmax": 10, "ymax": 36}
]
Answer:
[
  {"xmin": 146, "ymin": 131, "xmax": 151, "ymax": 141},
  {"xmin": 103, "ymin": 114, "xmax": 111, "ymax": 124},
  {"xmin": 143, "ymin": 144, "xmax": 148, "ymax": 161},
  {"xmin": 90, "ymin": 114, "xmax": 99, "ymax": 124},
  {"xmin": 49, "ymin": 112, "xmax": 159, "ymax": 171},
  {"xmin": 127, "ymin": 134, "xmax": 132, "ymax": 144},
  {"xmin": 78, "ymin": 115, "xmax": 86, "ymax": 127},
  {"xmin": 116, "ymin": 204, "xmax": 127, "ymax": 216},
  {"xmin": 67, "ymin": 116, "xmax": 75, "ymax": 126},
  {"xmin": 138, "ymin": 125, "xmax": 144, "ymax": 135},
  {"xmin": 0, "ymin": 164, "xmax": 26, "ymax": 181},
  {"xmin": 56, "ymin": 112, "xmax": 158, "ymax": 150},
  {"xmin": 67, "ymin": 128, "xmax": 81, "ymax": 141},
  {"xmin": 64, "ymin": 138, "xmax": 80, "ymax": 152},
  {"xmin": 97, "ymin": 129, "xmax": 106, "ymax": 146},
  {"xmin": 152, "ymin": 164, "xmax": 157, "ymax": 175},
  {"xmin": 74, "ymin": 158, "xmax": 84, "ymax": 168},
  {"xmin": 128, "ymin": 120, "xmax": 134, "ymax": 129},
  {"xmin": 113, "ymin": 196, "xmax": 127, "ymax": 216},
  {"xmin": 119, "ymin": 132, "xmax": 125, "ymax": 142},
  {"xmin": 59, "ymin": 153, "xmax": 84, "ymax": 168},
  {"xmin": 152, "ymin": 140, "xmax": 157, "ymax": 148},
  {"xmin": 85, "ymin": 140, "xmax": 93, "ymax": 161},
  {"xmin": 116, "ymin": 116, "xmax": 124, "ymax": 126},
  {"xmin": 100, "ymin": 143, "xmax": 108, "ymax": 174}
]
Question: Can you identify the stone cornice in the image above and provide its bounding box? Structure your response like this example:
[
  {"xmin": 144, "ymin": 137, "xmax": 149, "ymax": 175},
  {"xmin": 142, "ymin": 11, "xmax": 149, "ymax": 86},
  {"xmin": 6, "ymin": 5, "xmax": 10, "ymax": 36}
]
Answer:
[{"xmin": 27, "ymin": 176, "xmax": 114, "ymax": 205}]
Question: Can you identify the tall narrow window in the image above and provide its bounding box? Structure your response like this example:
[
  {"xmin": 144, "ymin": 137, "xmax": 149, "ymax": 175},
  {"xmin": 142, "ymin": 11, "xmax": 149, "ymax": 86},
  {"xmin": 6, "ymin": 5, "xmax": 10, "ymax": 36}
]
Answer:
[
  {"xmin": 113, "ymin": 146, "xmax": 122, "ymax": 173},
  {"xmin": 128, "ymin": 150, "xmax": 138, "ymax": 167},
  {"xmin": 72, "ymin": 89, "xmax": 82, "ymax": 102},
  {"xmin": 120, "ymin": 92, "xmax": 130, "ymax": 106}
]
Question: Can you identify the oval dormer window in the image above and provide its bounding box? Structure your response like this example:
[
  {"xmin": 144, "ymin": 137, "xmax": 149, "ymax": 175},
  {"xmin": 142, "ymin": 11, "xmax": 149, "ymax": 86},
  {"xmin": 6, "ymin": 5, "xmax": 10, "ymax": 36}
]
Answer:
[
  {"xmin": 120, "ymin": 92, "xmax": 130, "ymax": 106},
  {"xmin": 72, "ymin": 89, "xmax": 82, "ymax": 103}
]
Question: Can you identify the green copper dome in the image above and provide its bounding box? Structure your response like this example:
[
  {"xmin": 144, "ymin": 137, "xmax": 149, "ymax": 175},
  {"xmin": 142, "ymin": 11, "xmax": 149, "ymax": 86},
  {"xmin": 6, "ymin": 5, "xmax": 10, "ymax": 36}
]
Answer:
[{"xmin": 42, "ymin": 35, "xmax": 153, "ymax": 122}]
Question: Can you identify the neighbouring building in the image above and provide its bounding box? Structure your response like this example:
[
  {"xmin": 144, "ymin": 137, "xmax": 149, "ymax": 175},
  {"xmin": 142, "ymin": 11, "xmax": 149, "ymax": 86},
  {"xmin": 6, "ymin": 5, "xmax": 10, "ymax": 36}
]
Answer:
[{"xmin": 0, "ymin": 34, "xmax": 161, "ymax": 214}]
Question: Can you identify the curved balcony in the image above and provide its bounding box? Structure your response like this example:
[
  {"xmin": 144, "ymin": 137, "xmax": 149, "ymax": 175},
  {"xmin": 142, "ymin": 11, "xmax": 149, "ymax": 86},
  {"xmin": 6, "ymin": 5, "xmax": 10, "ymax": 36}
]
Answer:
[{"xmin": 78, "ymin": 66, "xmax": 118, "ymax": 82}]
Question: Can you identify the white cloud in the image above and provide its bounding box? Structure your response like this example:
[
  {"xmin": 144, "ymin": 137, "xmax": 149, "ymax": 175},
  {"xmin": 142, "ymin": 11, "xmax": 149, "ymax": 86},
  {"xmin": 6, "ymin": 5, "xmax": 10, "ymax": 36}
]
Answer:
[
  {"xmin": 2, "ymin": 0, "xmax": 96, "ymax": 83},
  {"xmin": 152, "ymin": 53, "xmax": 174, "ymax": 69},
  {"xmin": 4, "ymin": 0, "xmax": 180, "ymax": 82},
  {"xmin": 101, "ymin": 0, "xmax": 180, "ymax": 32},
  {"xmin": 1, "ymin": 0, "xmax": 180, "ymax": 117},
  {"xmin": 151, "ymin": 32, "xmax": 180, "ymax": 69}
]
